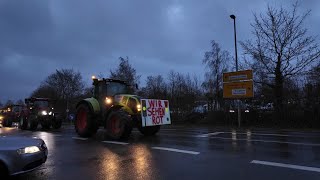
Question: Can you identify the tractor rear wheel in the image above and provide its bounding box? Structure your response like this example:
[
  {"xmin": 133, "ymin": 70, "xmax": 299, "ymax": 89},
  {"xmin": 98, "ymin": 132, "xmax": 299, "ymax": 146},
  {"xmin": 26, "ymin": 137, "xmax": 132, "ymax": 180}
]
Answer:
[
  {"xmin": 138, "ymin": 125, "xmax": 160, "ymax": 136},
  {"xmin": 19, "ymin": 116, "xmax": 27, "ymax": 130},
  {"xmin": 105, "ymin": 110, "xmax": 132, "ymax": 140},
  {"xmin": 75, "ymin": 104, "xmax": 97, "ymax": 137}
]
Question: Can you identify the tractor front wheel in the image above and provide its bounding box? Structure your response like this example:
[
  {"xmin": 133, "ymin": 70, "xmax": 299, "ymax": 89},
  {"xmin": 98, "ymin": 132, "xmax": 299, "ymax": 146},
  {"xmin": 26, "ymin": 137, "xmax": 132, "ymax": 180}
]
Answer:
[
  {"xmin": 138, "ymin": 125, "xmax": 160, "ymax": 136},
  {"xmin": 75, "ymin": 104, "xmax": 97, "ymax": 137},
  {"xmin": 27, "ymin": 119, "xmax": 38, "ymax": 131},
  {"xmin": 105, "ymin": 110, "xmax": 132, "ymax": 140}
]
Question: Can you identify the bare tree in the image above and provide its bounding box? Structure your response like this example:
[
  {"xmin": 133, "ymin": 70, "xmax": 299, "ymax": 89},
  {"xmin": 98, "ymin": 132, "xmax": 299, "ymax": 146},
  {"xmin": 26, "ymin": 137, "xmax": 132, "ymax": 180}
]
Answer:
[
  {"xmin": 4, "ymin": 100, "xmax": 14, "ymax": 107},
  {"xmin": 145, "ymin": 75, "xmax": 167, "ymax": 99},
  {"xmin": 110, "ymin": 56, "xmax": 141, "ymax": 88},
  {"xmin": 202, "ymin": 40, "xmax": 230, "ymax": 110},
  {"xmin": 240, "ymin": 2, "xmax": 320, "ymax": 118}
]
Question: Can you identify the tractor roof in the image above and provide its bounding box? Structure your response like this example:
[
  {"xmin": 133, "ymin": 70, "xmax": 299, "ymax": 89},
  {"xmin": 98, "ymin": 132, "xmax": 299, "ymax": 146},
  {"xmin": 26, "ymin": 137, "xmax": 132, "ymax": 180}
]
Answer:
[
  {"xmin": 92, "ymin": 78, "xmax": 129, "ymax": 86},
  {"xmin": 26, "ymin": 97, "xmax": 51, "ymax": 102}
]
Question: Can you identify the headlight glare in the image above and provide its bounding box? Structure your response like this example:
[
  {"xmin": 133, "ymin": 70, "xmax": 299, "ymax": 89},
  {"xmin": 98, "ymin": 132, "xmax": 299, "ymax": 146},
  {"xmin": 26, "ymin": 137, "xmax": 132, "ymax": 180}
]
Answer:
[
  {"xmin": 41, "ymin": 111, "xmax": 48, "ymax": 115},
  {"xmin": 105, "ymin": 97, "xmax": 112, "ymax": 104},
  {"xmin": 17, "ymin": 146, "xmax": 40, "ymax": 154},
  {"xmin": 137, "ymin": 104, "xmax": 141, "ymax": 111}
]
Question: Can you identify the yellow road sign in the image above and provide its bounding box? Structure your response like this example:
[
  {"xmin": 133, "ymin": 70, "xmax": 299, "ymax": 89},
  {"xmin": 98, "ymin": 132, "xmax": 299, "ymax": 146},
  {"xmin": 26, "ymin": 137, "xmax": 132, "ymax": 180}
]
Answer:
[
  {"xmin": 223, "ymin": 81, "xmax": 254, "ymax": 98},
  {"xmin": 223, "ymin": 70, "xmax": 253, "ymax": 82}
]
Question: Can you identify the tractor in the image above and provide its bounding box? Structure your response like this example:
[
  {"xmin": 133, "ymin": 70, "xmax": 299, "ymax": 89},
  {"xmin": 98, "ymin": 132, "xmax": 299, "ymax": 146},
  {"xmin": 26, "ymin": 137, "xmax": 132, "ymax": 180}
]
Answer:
[
  {"xmin": 19, "ymin": 98, "xmax": 62, "ymax": 130},
  {"xmin": 0, "ymin": 105, "xmax": 24, "ymax": 127},
  {"xmin": 75, "ymin": 77, "xmax": 171, "ymax": 140}
]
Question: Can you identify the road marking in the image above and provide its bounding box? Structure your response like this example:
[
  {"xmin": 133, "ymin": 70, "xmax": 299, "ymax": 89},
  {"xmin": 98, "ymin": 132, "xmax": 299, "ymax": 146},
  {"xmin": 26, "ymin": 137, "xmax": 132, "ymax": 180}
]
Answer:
[
  {"xmin": 209, "ymin": 136, "xmax": 320, "ymax": 146},
  {"xmin": 251, "ymin": 160, "xmax": 320, "ymax": 173},
  {"xmin": 152, "ymin": 147, "xmax": 200, "ymax": 155},
  {"xmin": 102, "ymin": 141, "xmax": 129, "ymax": 145},
  {"xmin": 72, "ymin": 137, "xmax": 88, "ymax": 140},
  {"xmin": 197, "ymin": 132, "xmax": 224, "ymax": 137}
]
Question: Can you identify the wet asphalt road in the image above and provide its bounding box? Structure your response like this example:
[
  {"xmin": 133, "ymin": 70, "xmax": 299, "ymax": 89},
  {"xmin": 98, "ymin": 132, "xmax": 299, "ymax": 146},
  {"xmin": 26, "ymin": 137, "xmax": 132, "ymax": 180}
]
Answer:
[{"xmin": 1, "ymin": 125, "xmax": 320, "ymax": 180}]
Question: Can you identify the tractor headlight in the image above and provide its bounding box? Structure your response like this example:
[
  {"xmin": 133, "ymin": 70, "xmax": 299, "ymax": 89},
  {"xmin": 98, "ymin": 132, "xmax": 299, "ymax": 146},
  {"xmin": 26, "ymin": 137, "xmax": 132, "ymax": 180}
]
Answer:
[
  {"xmin": 137, "ymin": 104, "xmax": 141, "ymax": 111},
  {"xmin": 41, "ymin": 111, "xmax": 48, "ymax": 115},
  {"xmin": 17, "ymin": 146, "xmax": 40, "ymax": 154},
  {"xmin": 105, "ymin": 97, "xmax": 112, "ymax": 104}
]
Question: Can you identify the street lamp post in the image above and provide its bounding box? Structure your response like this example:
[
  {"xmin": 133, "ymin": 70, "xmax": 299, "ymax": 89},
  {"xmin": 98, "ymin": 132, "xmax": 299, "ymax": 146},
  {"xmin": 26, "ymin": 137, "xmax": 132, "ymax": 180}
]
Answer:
[{"xmin": 230, "ymin": 14, "xmax": 241, "ymax": 128}]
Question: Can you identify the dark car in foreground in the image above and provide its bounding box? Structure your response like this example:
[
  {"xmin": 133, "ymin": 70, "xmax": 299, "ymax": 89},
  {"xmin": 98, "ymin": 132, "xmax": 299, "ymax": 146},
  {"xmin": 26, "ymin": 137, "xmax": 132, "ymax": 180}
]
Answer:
[{"xmin": 0, "ymin": 136, "xmax": 48, "ymax": 178}]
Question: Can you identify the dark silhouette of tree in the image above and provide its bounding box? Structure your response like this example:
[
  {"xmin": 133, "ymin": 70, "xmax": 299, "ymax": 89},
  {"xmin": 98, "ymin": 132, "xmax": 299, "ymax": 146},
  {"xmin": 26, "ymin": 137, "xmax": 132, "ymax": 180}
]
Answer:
[
  {"xmin": 202, "ymin": 40, "xmax": 230, "ymax": 110},
  {"xmin": 110, "ymin": 56, "xmax": 141, "ymax": 88},
  {"xmin": 240, "ymin": 2, "xmax": 320, "ymax": 119}
]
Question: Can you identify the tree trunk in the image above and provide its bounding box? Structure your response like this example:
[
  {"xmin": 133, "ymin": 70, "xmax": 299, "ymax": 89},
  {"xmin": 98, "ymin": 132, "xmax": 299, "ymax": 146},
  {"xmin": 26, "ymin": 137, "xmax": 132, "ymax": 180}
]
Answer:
[{"xmin": 274, "ymin": 57, "xmax": 284, "ymax": 122}]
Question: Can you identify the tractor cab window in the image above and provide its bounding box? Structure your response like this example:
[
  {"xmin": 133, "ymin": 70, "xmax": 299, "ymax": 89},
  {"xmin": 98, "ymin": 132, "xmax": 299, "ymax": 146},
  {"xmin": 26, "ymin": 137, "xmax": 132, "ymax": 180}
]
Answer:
[
  {"xmin": 12, "ymin": 106, "xmax": 22, "ymax": 112},
  {"xmin": 106, "ymin": 82, "xmax": 128, "ymax": 96},
  {"xmin": 34, "ymin": 101, "xmax": 49, "ymax": 108}
]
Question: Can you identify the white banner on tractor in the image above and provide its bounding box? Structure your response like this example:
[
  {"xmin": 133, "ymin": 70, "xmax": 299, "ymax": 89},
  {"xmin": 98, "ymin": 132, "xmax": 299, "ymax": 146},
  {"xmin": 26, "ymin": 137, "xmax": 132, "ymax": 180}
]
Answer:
[{"xmin": 140, "ymin": 99, "xmax": 171, "ymax": 127}]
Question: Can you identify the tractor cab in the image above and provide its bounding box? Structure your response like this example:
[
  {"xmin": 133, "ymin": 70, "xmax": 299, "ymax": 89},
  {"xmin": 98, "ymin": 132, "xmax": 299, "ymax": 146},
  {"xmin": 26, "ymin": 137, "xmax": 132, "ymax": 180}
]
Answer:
[{"xmin": 25, "ymin": 98, "xmax": 54, "ymax": 116}]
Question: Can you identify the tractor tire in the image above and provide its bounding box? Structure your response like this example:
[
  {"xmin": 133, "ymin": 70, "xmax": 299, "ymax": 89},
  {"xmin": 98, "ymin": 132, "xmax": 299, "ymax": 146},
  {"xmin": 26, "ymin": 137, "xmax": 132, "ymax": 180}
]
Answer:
[
  {"xmin": 19, "ymin": 116, "xmax": 27, "ymax": 130},
  {"xmin": 138, "ymin": 125, "xmax": 160, "ymax": 136},
  {"xmin": 5, "ymin": 119, "xmax": 13, "ymax": 127},
  {"xmin": 2, "ymin": 119, "xmax": 8, "ymax": 127},
  {"xmin": 75, "ymin": 104, "xmax": 97, "ymax": 137},
  {"xmin": 27, "ymin": 119, "xmax": 38, "ymax": 131},
  {"xmin": 41, "ymin": 121, "xmax": 51, "ymax": 130},
  {"xmin": 105, "ymin": 110, "xmax": 132, "ymax": 140},
  {"xmin": 52, "ymin": 117, "xmax": 62, "ymax": 129}
]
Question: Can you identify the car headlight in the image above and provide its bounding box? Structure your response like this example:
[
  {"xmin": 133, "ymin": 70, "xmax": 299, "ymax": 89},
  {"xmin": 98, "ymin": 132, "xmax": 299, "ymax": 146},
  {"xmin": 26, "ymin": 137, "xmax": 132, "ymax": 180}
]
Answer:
[
  {"xmin": 48, "ymin": 112, "xmax": 53, "ymax": 115},
  {"xmin": 137, "ymin": 104, "xmax": 141, "ymax": 111},
  {"xmin": 0, "ymin": 116, "xmax": 3, "ymax": 120},
  {"xmin": 229, "ymin": 110, "xmax": 235, "ymax": 113},
  {"xmin": 41, "ymin": 111, "xmax": 48, "ymax": 115},
  {"xmin": 245, "ymin": 110, "xmax": 249, "ymax": 113},
  {"xmin": 17, "ymin": 146, "xmax": 40, "ymax": 154}
]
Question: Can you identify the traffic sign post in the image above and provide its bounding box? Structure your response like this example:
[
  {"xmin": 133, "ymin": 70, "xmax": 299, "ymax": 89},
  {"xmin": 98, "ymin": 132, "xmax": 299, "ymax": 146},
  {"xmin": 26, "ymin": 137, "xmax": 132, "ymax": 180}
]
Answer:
[{"xmin": 223, "ymin": 70, "xmax": 254, "ymax": 128}]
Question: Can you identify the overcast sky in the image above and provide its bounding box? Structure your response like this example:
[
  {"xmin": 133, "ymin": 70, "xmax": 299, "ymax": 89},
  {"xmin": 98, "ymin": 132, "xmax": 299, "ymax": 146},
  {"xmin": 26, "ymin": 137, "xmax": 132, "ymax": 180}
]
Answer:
[{"xmin": 0, "ymin": 0, "xmax": 319, "ymax": 102}]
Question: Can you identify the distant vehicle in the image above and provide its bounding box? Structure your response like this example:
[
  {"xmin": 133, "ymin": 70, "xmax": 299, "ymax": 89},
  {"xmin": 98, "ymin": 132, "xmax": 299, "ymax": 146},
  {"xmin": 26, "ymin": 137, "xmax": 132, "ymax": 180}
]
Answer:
[
  {"xmin": 259, "ymin": 103, "xmax": 274, "ymax": 111},
  {"xmin": 0, "ymin": 136, "xmax": 48, "ymax": 178},
  {"xmin": 19, "ymin": 98, "xmax": 62, "ymax": 130},
  {"xmin": 0, "ymin": 105, "xmax": 24, "ymax": 127}
]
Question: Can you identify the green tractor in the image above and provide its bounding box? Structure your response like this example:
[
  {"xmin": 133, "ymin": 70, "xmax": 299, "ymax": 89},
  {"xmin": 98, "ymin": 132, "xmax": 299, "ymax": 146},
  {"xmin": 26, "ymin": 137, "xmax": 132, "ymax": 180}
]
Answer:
[{"xmin": 75, "ymin": 77, "xmax": 171, "ymax": 140}]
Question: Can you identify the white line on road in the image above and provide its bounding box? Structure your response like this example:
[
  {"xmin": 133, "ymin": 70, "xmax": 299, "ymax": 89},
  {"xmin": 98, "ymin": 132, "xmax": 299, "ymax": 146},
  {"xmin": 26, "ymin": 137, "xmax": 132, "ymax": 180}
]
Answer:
[
  {"xmin": 102, "ymin": 141, "xmax": 129, "ymax": 145},
  {"xmin": 72, "ymin": 137, "xmax": 88, "ymax": 140},
  {"xmin": 251, "ymin": 160, "xmax": 320, "ymax": 173},
  {"xmin": 197, "ymin": 132, "xmax": 224, "ymax": 137},
  {"xmin": 152, "ymin": 147, "xmax": 200, "ymax": 155},
  {"xmin": 209, "ymin": 136, "xmax": 320, "ymax": 146}
]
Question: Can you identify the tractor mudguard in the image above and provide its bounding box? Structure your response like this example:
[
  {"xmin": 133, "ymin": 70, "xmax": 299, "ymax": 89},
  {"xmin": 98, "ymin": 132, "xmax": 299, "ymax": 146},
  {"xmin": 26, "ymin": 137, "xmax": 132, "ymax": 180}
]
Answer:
[{"xmin": 76, "ymin": 98, "xmax": 101, "ymax": 114}]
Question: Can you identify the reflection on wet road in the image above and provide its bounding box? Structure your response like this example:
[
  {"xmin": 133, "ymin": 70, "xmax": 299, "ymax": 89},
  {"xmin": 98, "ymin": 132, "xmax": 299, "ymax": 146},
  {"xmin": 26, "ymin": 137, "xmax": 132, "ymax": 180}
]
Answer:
[{"xmin": 1, "ymin": 125, "xmax": 320, "ymax": 180}]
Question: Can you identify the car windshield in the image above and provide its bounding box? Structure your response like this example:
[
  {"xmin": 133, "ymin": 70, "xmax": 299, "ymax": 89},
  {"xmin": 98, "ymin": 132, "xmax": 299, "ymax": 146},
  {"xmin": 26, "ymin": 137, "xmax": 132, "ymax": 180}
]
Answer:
[
  {"xmin": 106, "ymin": 82, "xmax": 129, "ymax": 96},
  {"xmin": 34, "ymin": 101, "xmax": 49, "ymax": 108}
]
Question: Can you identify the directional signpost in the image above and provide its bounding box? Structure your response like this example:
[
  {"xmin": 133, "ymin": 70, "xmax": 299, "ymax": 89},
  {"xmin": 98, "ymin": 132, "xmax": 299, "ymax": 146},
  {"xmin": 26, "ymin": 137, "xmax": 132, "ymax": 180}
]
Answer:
[
  {"xmin": 223, "ymin": 70, "xmax": 254, "ymax": 98},
  {"xmin": 223, "ymin": 70, "xmax": 254, "ymax": 127}
]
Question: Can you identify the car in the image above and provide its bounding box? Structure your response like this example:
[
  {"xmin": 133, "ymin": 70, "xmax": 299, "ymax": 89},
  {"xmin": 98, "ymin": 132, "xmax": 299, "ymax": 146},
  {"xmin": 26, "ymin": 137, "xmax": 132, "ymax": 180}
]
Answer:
[{"xmin": 0, "ymin": 136, "xmax": 48, "ymax": 178}]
